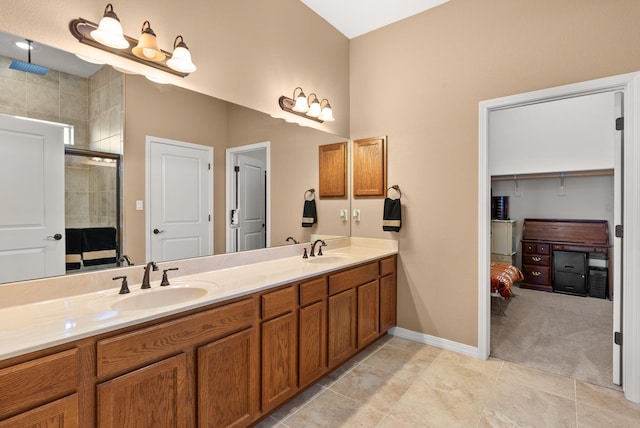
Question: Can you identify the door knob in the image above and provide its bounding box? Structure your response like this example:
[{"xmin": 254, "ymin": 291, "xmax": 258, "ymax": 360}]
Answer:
[
  {"xmin": 153, "ymin": 228, "xmax": 166, "ymax": 235},
  {"xmin": 47, "ymin": 233, "xmax": 63, "ymax": 240}
]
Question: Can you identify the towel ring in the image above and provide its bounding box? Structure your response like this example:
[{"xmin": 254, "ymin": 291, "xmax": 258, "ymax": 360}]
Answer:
[
  {"xmin": 304, "ymin": 188, "xmax": 316, "ymax": 201},
  {"xmin": 387, "ymin": 185, "xmax": 401, "ymax": 199}
]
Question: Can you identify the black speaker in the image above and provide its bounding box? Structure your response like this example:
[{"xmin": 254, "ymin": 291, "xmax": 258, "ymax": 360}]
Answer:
[{"xmin": 491, "ymin": 196, "xmax": 509, "ymax": 220}]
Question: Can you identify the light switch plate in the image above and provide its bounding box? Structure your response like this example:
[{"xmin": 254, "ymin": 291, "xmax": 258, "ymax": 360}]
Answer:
[
  {"xmin": 352, "ymin": 209, "xmax": 361, "ymax": 222},
  {"xmin": 136, "ymin": 200, "xmax": 143, "ymax": 210},
  {"xmin": 340, "ymin": 209, "xmax": 348, "ymax": 221}
]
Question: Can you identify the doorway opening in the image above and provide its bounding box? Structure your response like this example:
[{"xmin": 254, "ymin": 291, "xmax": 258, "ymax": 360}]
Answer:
[
  {"xmin": 225, "ymin": 142, "xmax": 270, "ymax": 253},
  {"xmin": 478, "ymin": 72, "xmax": 640, "ymax": 403}
]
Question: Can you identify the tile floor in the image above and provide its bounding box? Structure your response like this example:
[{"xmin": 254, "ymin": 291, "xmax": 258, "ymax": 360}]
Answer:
[{"xmin": 255, "ymin": 335, "xmax": 640, "ymax": 427}]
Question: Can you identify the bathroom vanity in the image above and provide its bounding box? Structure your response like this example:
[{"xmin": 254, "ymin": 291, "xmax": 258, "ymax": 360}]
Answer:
[{"xmin": 0, "ymin": 241, "xmax": 396, "ymax": 427}]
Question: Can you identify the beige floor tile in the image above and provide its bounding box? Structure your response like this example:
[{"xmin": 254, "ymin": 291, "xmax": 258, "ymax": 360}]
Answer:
[
  {"xmin": 360, "ymin": 343, "xmax": 429, "ymax": 376},
  {"xmin": 432, "ymin": 349, "xmax": 504, "ymax": 378},
  {"xmin": 281, "ymin": 389, "xmax": 385, "ymax": 427},
  {"xmin": 269, "ymin": 383, "xmax": 325, "ymax": 421},
  {"xmin": 481, "ymin": 380, "xmax": 577, "ymax": 428},
  {"xmin": 499, "ymin": 361, "xmax": 576, "ymax": 401},
  {"xmin": 329, "ymin": 363, "xmax": 416, "ymax": 413},
  {"xmin": 577, "ymin": 401, "xmax": 640, "ymax": 428},
  {"xmin": 385, "ymin": 337, "xmax": 442, "ymax": 363},
  {"xmin": 575, "ymin": 381, "xmax": 640, "ymax": 419},
  {"xmin": 389, "ymin": 374, "xmax": 488, "ymax": 427},
  {"xmin": 253, "ymin": 416, "xmax": 285, "ymax": 427}
]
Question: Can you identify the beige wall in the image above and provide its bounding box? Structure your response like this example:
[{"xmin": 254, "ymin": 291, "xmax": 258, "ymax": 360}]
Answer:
[
  {"xmin": 124, "ymin": 74, "xmax": 228, "ymax": 262},
  {"xmin": 0, "ymin": 0, "xmax": 350, "ymax": 137},
  {"xmin": 226, "ymin": 104, "xmax": 350, "ymax": 247},
  {"xmin": 349, "ymin": 0, "xmax": 640, "ymax": 346}
]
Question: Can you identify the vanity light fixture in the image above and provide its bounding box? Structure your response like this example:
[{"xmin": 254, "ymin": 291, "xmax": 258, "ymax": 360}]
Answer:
[
  {"xmin": 278, "ymin": 87, "xmax": 335, "ymax": 123},
  {"xmin": 69, "ymin": 4, "xmax": 196, "ymax": 78},
  {"xmin": 166, "ymin": 35, "xmax": 196, "ymax": 73},
  {"xmin": 132, "ymin": 21, "xmax": 165, "ymax": 62},
  {"xmin": 90, "ymin": 3, "xmax": 129, "ymax": 49}
]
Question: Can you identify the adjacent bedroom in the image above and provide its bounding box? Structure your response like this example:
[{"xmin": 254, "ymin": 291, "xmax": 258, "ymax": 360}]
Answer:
[{"xmin": 487, "ymin": 91, "xmax": 620, "ymax": 391}]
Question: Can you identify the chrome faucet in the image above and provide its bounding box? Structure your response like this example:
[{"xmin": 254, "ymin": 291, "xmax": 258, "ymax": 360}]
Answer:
[
  {"xmin": 141, "ymin": 261, "xmax": 158, "ymax": 289},
  {"xmin": 310, "ymin": 239, "xmax": 326, "ymax": 257}
]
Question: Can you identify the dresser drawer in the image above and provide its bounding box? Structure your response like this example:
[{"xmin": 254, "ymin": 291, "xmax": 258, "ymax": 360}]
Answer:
[
  {"xmin": 522, "ymin": 254, "xmax": 550, "ymax": 266},
  {"xmin": 523, "ymin": 242, "xmax": 550, "ymax": 255},
  {"xmin": 523, "ymin": 265, "xmax": 550, "ymax": 285}
]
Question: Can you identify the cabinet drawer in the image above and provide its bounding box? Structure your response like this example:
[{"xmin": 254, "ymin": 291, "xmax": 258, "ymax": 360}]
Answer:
[
  {"xmin": 523, "ymin": 243, "xmax": 550, "ymax": 255},
  {"xmin": 329, "ymin": 262, "xmax": 377, "ymax": 296},
  {"xmin": 379, "ymin": 256, "xmax": 396, "ymax": 277},
  {"xmin": 262, "ymin": 286, "xmax": 296, "ymax": 319},
  {"xmin": 97, "ymin": 299, "xmax": 255, "ymax": 378},
  {"xmin": 299, "ymin": 277, "xmax": 327, "ymax": 306},
  {"xmin": 537, "ymin": 244, "xmax": 550, "ymax": 255},
  {"xmin": 0, "ymin": 348, "xmax": 78, "ymax": 417},
  {"xmin": 523, "ymin": 265, "xmax": 550, "ymax": 285},
  {"xmin": 522, "ymin": 254, "xmax": 550, "ymax": 266}
]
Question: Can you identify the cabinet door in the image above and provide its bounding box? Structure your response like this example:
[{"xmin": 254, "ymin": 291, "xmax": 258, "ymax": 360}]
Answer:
[
  {"xmin": 328, "ymin": 288, "xmax": 357, "ymax": 367},
  {"xmin": 97, "ymin": 354, "xmax": 188, "ymax": 428},
  {"xmin": 379, "ymin": 274, "xmax": 397, "ymax": 333},
  {"xmin": 0, "ymin": 394, "xmax": 78, "ymax": 428},
  {"xmin": 198, "ymin": 328, "xmax": 258, "ymax": 428},
  {"xmin": 358, "ymin": 280, "xmax": 380, "ymax": 348},
  {"xmin": 262, "ymin": 312, "xmax": 297, "ymax": 413},
  {"xmin": 299, "ymin": 300, "xmax": 327, "ymax": 388}
]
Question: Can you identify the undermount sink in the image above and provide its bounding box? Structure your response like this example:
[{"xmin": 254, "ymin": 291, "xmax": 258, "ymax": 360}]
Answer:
[
  {"xmin": 111, "ymin": 286, "xmax": 209, "ymax": 311},
  {"xmin": 305, "ymin": 254, "xmax": 354, "ymax": 264}
]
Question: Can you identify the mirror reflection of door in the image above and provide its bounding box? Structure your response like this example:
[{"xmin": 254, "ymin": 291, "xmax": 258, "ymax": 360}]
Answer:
[
  {"xmin": 0, "ymin": 114, "xmax": 65, "ymax": 283},
  {"xmin": 226, "ymin": 143, "xmax": 269, "ymax": 253},
  {"xmin": 147, "ymin": 137, "xmax": 213, "ymax": 262}
]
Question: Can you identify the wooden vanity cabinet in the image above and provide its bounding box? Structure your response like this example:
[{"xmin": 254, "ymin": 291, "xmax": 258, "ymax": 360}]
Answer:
[
  {"xmin": 260, "ymin": 286, "xmax": 298, "ymax": 413},
  {"xmin": 298, "ymin": 277, "xmax": 328, "ymax": 388},
  {"xmin": 95, "ymin": 298, "xmax": 257, "ymax": 428},
  {"xmin": 0, "ymin": 254, "xmax": 397, "ymax": 428},
  {"xmin": 0, "ymin": 348, "xmax": 80, "ymax": 427}
]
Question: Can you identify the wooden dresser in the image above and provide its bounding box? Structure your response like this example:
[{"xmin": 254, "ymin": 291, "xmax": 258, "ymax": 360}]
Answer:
[{"xmin": 521, "ymin": 219, "xmax": 610, "ymax": 293}]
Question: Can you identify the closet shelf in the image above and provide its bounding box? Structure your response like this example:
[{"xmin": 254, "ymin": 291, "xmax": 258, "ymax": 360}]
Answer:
[{"xmin": 491, "ymin": 169, "xmax": 613, "ymax": 182}]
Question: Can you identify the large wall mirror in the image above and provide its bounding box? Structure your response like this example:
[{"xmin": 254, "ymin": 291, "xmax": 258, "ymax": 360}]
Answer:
[{"xmin": 0, "ymin": 30, "xmax": 350, "ymax": 284}]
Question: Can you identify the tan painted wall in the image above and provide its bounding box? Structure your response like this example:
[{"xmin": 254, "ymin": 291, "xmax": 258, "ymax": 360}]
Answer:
[
  {"xmin": 349, "ymin": 0, "xmax": 640, "ymax": 346},
  {"xmin": 0, "ymin": 0, "xmax": 349, "ymax": 137},
  {"xmin": 123, "ymin": 74, "xmax": 228, "ymax": 262}
]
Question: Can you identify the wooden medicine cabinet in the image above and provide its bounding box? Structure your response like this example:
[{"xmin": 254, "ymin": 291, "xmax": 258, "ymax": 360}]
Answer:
[
  {"xmin": 353, "ymin": 136, "xmax": 387, "ymax": 198},
  {"xmin": 319, "ymin": 142, "xmax": 348, "ymax": 198}
]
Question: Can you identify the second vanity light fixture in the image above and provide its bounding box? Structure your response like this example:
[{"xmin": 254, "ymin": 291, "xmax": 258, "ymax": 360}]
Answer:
[
  {"xmin": 279, "ymin": 87, "xmax": 335, "ymax": 123},
  {"xmin": 69, "ymin": 3, "xmax": 196, "ymax": 77}
]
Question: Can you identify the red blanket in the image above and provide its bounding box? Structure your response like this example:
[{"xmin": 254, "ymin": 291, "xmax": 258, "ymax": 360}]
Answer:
[{"xmin": 491, "ymin": 263, "xmax": 523, "ymax": 300}]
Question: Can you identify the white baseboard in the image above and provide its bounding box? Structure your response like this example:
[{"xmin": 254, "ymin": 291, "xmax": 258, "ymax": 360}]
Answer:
[{"xmin": 388, "ymin": 327, "xmax": 480, "ymax": 359}]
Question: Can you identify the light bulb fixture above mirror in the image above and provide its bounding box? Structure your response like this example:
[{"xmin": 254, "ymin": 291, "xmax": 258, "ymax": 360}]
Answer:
[
  {"xmin": 69, "ymin": 3, "xmax": 196, "ymax": 78},
  {"xmin": 279, "ymin": 87, "xmax": 335, "ymax": 123}
]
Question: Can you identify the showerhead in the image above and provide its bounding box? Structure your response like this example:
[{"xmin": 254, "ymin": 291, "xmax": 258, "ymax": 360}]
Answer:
[
  {"xmin": 9, "ymin": 39, "xmax": 49, "ymax": 75},
  {"xmin": 9, "ymin": 60, "xmax": 49, "ymax": 75}
]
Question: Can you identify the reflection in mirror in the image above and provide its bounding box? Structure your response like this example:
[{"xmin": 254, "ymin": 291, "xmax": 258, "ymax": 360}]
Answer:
[{"xmin": 0, "ymin": 29, "xmax": 350, "ymax": 285}]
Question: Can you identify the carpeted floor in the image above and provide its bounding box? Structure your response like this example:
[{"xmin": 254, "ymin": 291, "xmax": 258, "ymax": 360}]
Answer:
[{"xmin": 490, "ymin": 285, "xmax": 619, "ymax": 390}]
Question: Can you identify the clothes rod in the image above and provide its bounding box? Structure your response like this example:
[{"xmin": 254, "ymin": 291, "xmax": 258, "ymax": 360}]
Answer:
[{"xmin": 491, "ymin": 169, "xmax": 613, "ymax": 182}]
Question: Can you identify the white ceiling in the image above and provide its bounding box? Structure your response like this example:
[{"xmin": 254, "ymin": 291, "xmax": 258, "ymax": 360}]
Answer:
[{"xmin": 300, "ymin": 0, "xmax": 450, "ymax": 39}]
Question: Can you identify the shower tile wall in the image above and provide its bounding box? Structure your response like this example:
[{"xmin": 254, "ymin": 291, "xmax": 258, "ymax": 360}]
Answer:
[
  {"xmin": 89, "ymin": 66, "xmax": 123, "ymax": 154},
  {"xmin": 65, "ymin": 156, "xmax": 117, "ymax": 229},
  {"xmin": 0, "ymin": 54, "xmax": 90, "ymax": 146}
]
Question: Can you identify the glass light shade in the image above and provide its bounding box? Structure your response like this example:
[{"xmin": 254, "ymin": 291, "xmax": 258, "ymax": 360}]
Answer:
[
  {"xmin": 132, "ymin": 23, "xmax": 165, "ymax": 62},
  {"xmin": 293, "ymin": 92, "xmax": 309, "ymax": 112},
  {"xmin": 91, "ymin": 15, "xmax": 129, "ymax": 49},
  {"xmin": 307, "ymin": 99, "xmax": 321, "ymax": 117},
  {"xmin": 167, "ymin": 46, "xmax": 196, "ymax": 73},
  {"xmin": 319, "ymin": 104, "xmax": 334, "ymax": 122}
]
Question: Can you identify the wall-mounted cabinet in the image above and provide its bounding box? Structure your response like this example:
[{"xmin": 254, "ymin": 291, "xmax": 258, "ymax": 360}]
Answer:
[
  {"xmin": 353, "ymin": 136, "xmax": 387, "ymax": 198},
  {"xmin": 318, "ymin": 142, "xmax": 347, "ymax": 198}
]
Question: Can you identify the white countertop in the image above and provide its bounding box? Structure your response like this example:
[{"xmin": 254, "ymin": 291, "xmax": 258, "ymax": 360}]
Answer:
[{"xmin": 0, "ymin": 240, "xmax": 397, "ymax": 362}]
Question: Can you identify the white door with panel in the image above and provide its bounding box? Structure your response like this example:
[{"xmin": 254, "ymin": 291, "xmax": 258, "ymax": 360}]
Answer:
[
  {"xmin": 0, "ymin": 114, "xmax": 65, "ymax": 283},
  {"xmin": 147, "ymin": 137, "xmax": 213, "ymax": 262},
  {"xmin": 231, "ymin": 154, "xmax": 266, "ymax": 251}
]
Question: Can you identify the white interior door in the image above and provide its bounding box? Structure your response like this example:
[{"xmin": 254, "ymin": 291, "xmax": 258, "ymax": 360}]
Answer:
[
  {"xmin": 236, "ymin": 154, "xmax": 266, "ymax": 251},
  {"xmin": 147, "ymin": 137, "xmax": 212, "ymax": 263},
  {"xmin": 0, "ymin": 114, "xmax": 65, "ymax": 283},
  {"xmin": 612, "ymin": 91, "xmax": 623, "ymax": 385}
]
